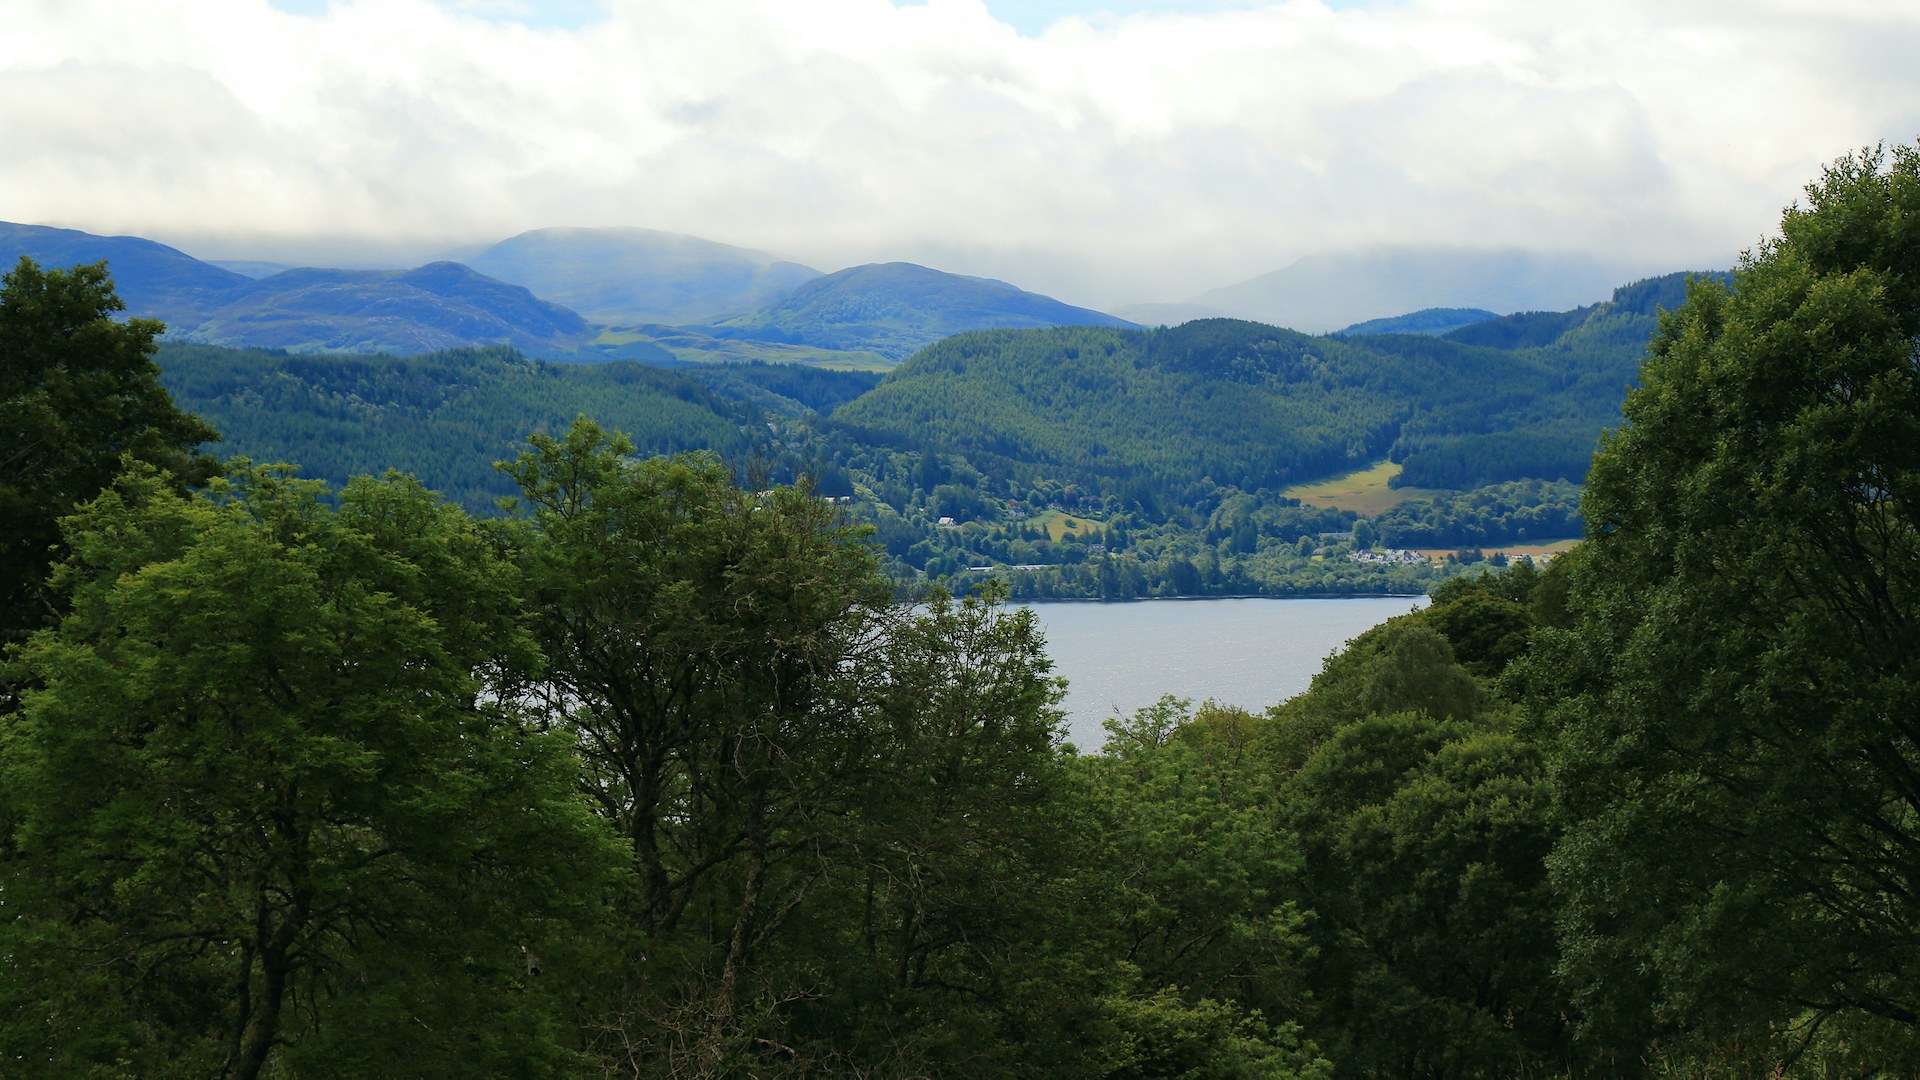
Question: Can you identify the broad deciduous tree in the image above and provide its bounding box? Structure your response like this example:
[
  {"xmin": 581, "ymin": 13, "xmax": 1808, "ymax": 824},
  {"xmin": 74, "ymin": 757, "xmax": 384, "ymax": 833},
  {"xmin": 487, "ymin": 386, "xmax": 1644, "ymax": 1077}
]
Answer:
[
  {"xmin": 1524, "ymin": 143, "xmax": 1920, "ymax": 1069},
  {"xmin": 0, "ymin": 464, "xmax": 621, "ymax": 1079},
  {"xmin": 0, "ymin": 257, "xmax": 217, "ymax": 648}
]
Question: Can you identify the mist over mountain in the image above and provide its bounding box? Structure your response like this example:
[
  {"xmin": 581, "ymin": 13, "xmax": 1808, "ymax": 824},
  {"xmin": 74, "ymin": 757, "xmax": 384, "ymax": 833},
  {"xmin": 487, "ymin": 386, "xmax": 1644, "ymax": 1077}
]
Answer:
[
  {"xmin": 461, "ymin": 227, "xmax": 822, "ymax": 325},
  {"xmin": 1191, "ymin": 247, "xmax": 1649, "ymax": 333},
  {"xmin": 207, "ymin": 259, "xmax": 295, "ymax": 279},
  {"xmin": 1109, "ymin": 301, "xmax": 1231, "ymax": 327},
  {"xmin": 704, "ymin": 262, "xmax": 1137, "ymax": 361},
  {"xmin": 6, "ymin": 220, "xmax": 1709, "ymax": 371}
]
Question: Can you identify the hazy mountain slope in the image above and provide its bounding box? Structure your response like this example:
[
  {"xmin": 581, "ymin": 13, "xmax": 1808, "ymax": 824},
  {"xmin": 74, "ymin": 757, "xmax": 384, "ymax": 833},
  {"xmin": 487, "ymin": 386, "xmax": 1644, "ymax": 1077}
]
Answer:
[
  {"xmin": 708, "ymin": 262, "xmax": 1137, "ymax": 361},
  {"xmin": 1193, "ymin": 247, "xmax": 1642, "ymax": 333},
  {"xmin": 207, "ymin": 259, "xmax": 296, "ymax": 279},
  {"xmin": 1, "ymin": 221, "xmax": 250, "ymax": 327},
  {"xmin": 1336, "ymin": 307, "xmax": 1499, "ymax": 337},
  {"xmin": 185, "ymin": 262, "xmax": 594, "ymax": 355},
  {"xmin": 463, "ymin": 226, "xmax": 822, "ymax": 325},
  {"xmin": 4, "ymin": 222, "xmax": 599, "ymax": 357}
]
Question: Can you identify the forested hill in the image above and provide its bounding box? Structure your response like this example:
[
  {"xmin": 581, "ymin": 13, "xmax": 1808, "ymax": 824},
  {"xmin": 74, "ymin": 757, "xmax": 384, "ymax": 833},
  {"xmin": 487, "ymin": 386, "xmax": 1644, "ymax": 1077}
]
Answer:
[
  {"xmin": 154, "ymin": 343, "xmax": 769, "ymax": 509},
  {"xmin": 828, "ymin": 285, "xmax": 1691, "ymax": 510},
  {"xmin": 144, "ymin": 271, "xmax": 1717, "ymax": 528}
]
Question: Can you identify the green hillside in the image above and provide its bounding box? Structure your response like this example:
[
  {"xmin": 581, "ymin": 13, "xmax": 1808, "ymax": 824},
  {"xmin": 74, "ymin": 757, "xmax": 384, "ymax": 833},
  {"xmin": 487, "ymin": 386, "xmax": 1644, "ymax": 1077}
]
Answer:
[
  {"xmin": 154, "ymin": 343, "xmax": 762, "ymax": 510},
  {"xmin": 830, "ymin": 305, "xmax": 1653, "ymax": 513}
]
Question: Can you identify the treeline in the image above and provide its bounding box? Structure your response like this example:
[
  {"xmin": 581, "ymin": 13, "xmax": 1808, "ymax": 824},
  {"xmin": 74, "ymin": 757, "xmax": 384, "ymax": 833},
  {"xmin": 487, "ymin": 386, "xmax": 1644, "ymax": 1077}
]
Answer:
[
  {"xmin": 829, "ymin": 283, "xmax": 1695, "ymax": 522},
  {"xmin": 1371, "ymin": 478, "xmax": 1582, "ymax": 548},
  {"xmin": 154, "ymin": 342, "xmax": 769, "ymax": 509},
  {"xmin": 146, "ymin": 340, "xmax": 1472, "ymax": 598},
  {"xmin": 141, "ymin": 292, "xmax": 1663, "ymax": 597}
]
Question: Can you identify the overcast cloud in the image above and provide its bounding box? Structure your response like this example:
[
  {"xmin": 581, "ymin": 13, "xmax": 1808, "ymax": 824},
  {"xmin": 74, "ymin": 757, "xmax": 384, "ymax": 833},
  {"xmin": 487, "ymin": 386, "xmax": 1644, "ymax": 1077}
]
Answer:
[{"xmin": 5, "ymin": 0, "xmax": 1918, "ymax": 307}]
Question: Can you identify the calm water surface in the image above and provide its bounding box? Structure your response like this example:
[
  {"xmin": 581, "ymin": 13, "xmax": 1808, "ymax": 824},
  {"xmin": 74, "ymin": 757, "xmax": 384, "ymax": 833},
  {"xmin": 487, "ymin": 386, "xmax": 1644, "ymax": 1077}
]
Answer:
[{"xmin": 1021, "ymin": 596, "xmax": 1429, "ymax": 751}]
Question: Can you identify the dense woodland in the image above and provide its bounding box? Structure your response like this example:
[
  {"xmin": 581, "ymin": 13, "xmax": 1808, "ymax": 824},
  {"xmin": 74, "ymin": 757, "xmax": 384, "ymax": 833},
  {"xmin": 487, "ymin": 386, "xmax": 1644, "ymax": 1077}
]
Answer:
[
  {"xmin": 140, "ymin": 262, "xmax": 1697, "ymax": 600},
  {"xmin": 2, "ymin": 145, "xmax": 1917, "ymax": 1077}
]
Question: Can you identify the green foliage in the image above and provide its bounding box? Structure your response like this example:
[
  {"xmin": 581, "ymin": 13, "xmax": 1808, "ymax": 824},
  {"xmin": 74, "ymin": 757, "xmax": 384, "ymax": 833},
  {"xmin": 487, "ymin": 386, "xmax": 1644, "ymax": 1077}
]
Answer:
[
  {"xmin": 834, "ymin": 311, "xmax": 1651, "ymax": 527},
  {"xmin": 0, "ymin": 462, "xmax": 621, "ymax": 1078},
  {"xmin": 1099, "ymin": 987, "xmax": 1331, "ymax": 1080},
  {"xmin": 1067, "ymin": 696, "xmax": 1334, "ymax": 1079},
  {"xmin": 0, "ymin": 257, "xmax": 218, "ymax": 648},
  {"xmin": 1519, "ymin": 143, "xmax": 1920, "ymax": 1071},
  {"xmin": 155, "ymin": 342, "xmax": 760, "ymax": 511},
  {"xmin": 1372, "ymin": 479, "xmax": 1581, "ymax": 549},
  {"xmin": 1278, "ymin": 710, "xmax": 1565, "ymax": 1077},
  {"xmin": 501, "ymin": 419, "xmax": 887, "ymax": 936},
  {"xmin": 1253, "ymin": 606, "xmax": 1573, "ymax": 1077},
  {"xmin": 499, "ymin": 422, "xmax": 1105, "ymax": 1075},
  {"xmin": 683, "ymin": 360, "xmax": 882, "ymax": 416},
  {"xmin": 1422, "ymin": 568, "xmax": 1540, "ymax": 678}
]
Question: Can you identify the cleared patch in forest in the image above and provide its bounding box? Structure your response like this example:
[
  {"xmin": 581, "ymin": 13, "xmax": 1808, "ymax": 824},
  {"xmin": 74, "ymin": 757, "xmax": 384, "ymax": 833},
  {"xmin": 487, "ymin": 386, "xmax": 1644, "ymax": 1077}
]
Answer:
[
  {"xmin": 1020, "ymin": 509, "xmax": 1108, "ymax": 542},
  {"xmin": 1282, "ymin": 460, "xmax": 1450, "ymax": 516}
]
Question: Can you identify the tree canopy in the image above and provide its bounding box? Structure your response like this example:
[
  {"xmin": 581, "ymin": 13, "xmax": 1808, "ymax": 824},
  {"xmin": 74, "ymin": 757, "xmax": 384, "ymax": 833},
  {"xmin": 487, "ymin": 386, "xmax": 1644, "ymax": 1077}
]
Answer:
[
  {"xmin": 0, "ymin": 463, "xmax": 622, "ymax": 1077},
  {"xmin": 0, "ymin": 257, "xmax": 217, "ymax": 648},
  {"xmin": 1521, "ymin": 143, "xmax": 1920, "ymax": 1069}
]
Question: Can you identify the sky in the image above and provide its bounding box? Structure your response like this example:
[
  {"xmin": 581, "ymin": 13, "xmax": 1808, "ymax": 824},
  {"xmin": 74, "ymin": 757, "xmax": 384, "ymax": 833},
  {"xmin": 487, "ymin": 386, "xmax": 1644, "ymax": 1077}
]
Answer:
[{"xmin": 5, "ymin": 0, "xmax": 1919, "ymax": 309}]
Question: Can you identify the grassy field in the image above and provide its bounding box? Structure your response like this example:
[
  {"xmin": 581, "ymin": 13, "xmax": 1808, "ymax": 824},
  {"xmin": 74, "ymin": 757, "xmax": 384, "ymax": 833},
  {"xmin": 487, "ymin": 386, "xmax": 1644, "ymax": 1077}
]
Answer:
[
  {"xmin": 1023, "ymin": 509, "xmax": 1107, "ymax": 541},
  {"xmin": 1282, "ymin": 460, "xmax": 1451, "ymax": 516}
]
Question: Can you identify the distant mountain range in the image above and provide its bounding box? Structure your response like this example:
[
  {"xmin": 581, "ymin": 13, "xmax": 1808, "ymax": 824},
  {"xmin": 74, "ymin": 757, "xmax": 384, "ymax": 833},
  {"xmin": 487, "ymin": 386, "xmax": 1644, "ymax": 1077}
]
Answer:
[
  {"xmin": 1, "ymin": 222, "xmax": 1135, "ymax": 365},
  {"xmin": 0, "ymin": 222, "xmax": 256, "ymax": 330},
  {"xmin": 4, "ymin": 221, "xmax": 1703, "ymax": 366},
  {"xmin": 0, "ymin": 222, "xmax": 592, "ymax": 355}
]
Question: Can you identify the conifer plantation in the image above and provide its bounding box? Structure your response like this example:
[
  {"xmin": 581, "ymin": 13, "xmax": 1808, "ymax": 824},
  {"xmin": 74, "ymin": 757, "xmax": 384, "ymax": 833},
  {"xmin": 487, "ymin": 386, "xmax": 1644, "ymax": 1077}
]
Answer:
[{"xmin": 3, "ymin": 146, "xmax": 1917, "ymax": 1076}]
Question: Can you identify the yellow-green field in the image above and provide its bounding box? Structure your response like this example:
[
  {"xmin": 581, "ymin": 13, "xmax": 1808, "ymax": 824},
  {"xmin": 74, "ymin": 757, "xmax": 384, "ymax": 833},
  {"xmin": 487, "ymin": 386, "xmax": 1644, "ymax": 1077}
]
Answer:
[
  {"xmin": 1023, "ymin": 509, "xmax": 1107, "ymax": 541},
  {"xmin": 1281, "ymin": 461, "xmax": 1450, "ymax": 516}
]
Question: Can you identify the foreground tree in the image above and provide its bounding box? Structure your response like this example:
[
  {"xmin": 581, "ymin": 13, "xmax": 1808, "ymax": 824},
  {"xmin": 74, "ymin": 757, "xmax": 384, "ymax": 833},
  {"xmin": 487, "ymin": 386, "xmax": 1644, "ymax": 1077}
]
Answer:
[
  {"xmin": 503, "ymin": 421, "xmax": 901, "ymax": 1068},
  {"xmin": 500, "ymin": 421, "xmax": 1105, "ymax": 1075},
  {"xmin": 0, "ymin": 257, "xmax": 217, "ymax": 649},
  {"xmin": 0, "ymin": 464, "xmax": 621, "ymax": 1078},
  {"xmin": 1523, "ymin": 144, "xmax": 1920, "ymax": 1070},
  {"xmin": 1261, "ymin": 617, "xmax": 1569, "ymax": 1077}
]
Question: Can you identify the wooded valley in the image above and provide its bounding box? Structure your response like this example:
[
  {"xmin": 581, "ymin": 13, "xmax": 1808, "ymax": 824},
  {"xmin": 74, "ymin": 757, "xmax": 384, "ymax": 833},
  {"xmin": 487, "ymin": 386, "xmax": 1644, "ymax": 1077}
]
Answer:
[{"xmin": 1, "ymin": 145, "xmax": 1915, "ymax": 1077}]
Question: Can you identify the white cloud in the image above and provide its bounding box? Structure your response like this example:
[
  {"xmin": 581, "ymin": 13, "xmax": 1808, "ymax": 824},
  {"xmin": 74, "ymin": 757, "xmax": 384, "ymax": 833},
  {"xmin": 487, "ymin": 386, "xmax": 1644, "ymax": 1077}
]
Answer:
[{"xmin": 4, "ymin": 0, "xmax": 1917, "ymax": 306}]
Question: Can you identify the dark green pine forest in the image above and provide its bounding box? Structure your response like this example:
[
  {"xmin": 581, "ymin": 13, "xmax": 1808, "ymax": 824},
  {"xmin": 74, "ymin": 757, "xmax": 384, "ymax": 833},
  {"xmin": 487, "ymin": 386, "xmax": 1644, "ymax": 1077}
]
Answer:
[{"xmin": 2, "ymin": 145, "xmax": 1917, "ymax": 1077}]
